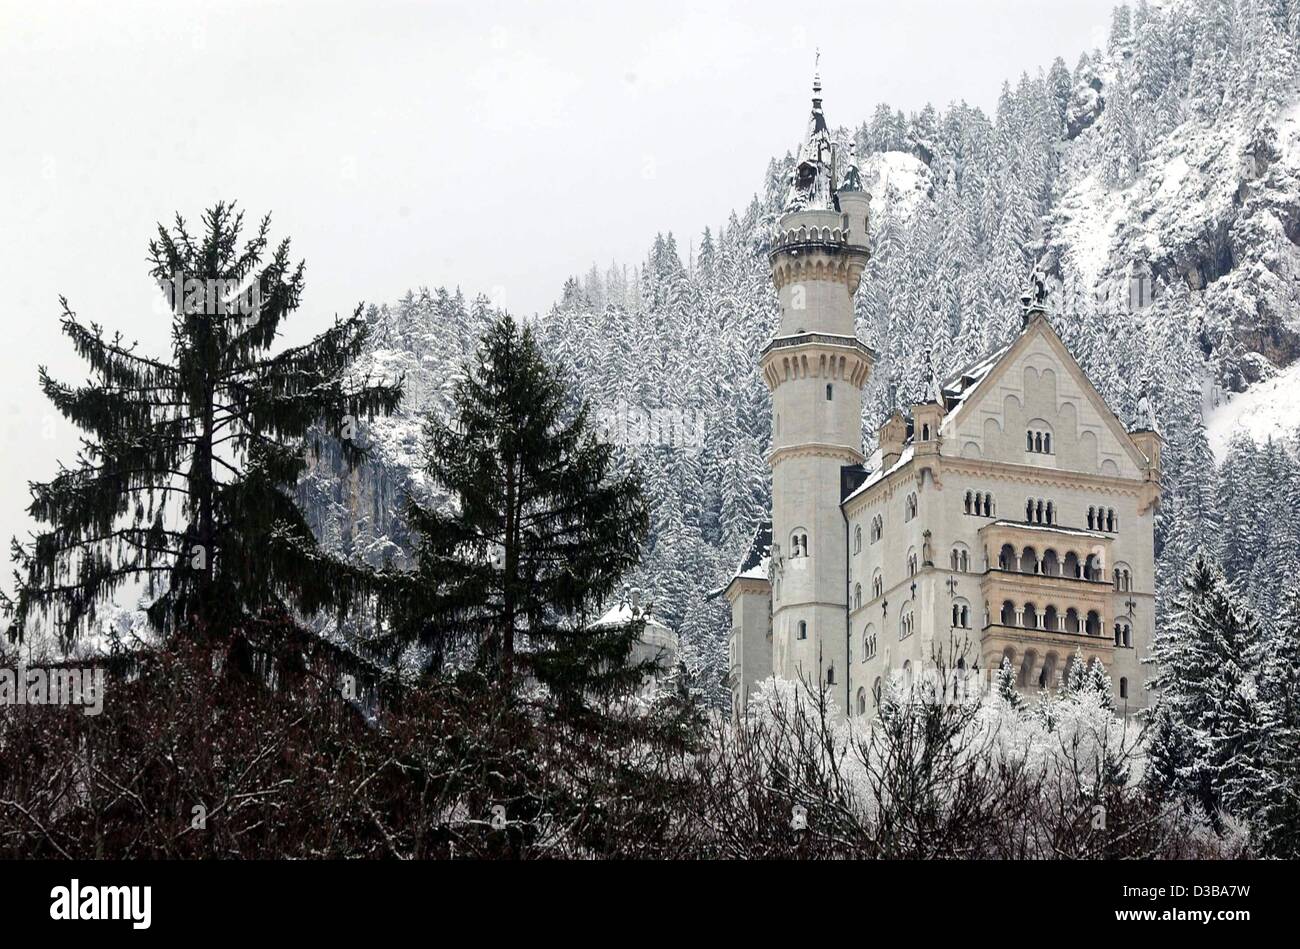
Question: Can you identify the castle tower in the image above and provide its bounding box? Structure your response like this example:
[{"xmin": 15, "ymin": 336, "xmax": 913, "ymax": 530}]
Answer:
[{"xmin": 760, "ymin": 67, "xmax": 874, "ymax": 697}]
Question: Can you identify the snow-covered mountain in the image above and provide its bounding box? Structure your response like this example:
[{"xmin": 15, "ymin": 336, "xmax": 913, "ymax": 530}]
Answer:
[{"xmin": 303, "ymin": 0, "xmax": 1300, "ymax": 703}]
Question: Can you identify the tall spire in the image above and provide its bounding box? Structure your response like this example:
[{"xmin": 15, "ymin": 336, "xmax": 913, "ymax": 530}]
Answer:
[{"xmin": 785, "ymin": 52, "xmax": 835, "ymax": 212}]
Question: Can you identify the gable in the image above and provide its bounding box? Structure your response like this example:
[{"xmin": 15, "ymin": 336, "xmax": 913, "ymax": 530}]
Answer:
[{"xmin": 940, "ymin": 318, "xmax": 1147, "ymax": 480}]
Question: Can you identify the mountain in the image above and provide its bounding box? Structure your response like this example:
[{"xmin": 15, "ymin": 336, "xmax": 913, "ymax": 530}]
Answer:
[{"xmin": 302, "ymin": 0, "xmax": 1300, "ymax": 703}]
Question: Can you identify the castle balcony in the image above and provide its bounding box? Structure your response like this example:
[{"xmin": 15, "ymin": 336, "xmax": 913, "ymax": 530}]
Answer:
[
  {"xmin": 979, "ymin": 624, "xmax": 1115, "ymax": 691},
  {"xmin": 759, "ymin": 333, "xmax": 875, "ymax": 390}
]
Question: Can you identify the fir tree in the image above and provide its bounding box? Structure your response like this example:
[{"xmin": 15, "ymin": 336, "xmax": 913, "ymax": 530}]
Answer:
[
  {"xmin": 382, "ymin": 315, "xmax": 652, "ymax": 712},
  {"xmin": 4, "ymin": 203, "xmax": 402, "ymax": 646}
]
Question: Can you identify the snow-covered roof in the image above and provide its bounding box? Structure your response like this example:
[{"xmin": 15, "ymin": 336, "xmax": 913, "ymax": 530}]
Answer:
[
  {"xmin": 592, "ymin": 600, "xmax": 671, "ymax": 632},
  {"xmin": 785, "ymin": 72, "xmax": 837, "ymax": 213},
  {"xmin": 842, "ymin": 444, "xmax": 915, "ymax": 506},
  {"xmin": 711, "ymin": 521, "xmax": 772, "ymax": 598},
  {"xmin": 986, "ymin": 519, "xmax": 1110, "ymax": 540}
]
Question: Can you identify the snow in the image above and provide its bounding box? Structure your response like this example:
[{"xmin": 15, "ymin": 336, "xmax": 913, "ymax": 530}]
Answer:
[
  {"xmin": 862, "ymin": 151, "xmax": 930, "ymax": 221},
  {"xmin": 842, "ymin": 445, "xmax": 914, "ymax": 505},
  {"xmin": 1205, "ymin": 358, "xmax": 1300, "ymax": 460}
]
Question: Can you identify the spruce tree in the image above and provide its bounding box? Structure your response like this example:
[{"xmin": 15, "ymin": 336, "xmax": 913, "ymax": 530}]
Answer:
[
  {"xmin": 4, "ymin": 203, "xmax": 402, "ymax": 646},
  {"xmin": 1148, "ymin": 554, "xmax": 1268, "ymax": 827},
  {"xmin": 383, "ymin": 314, "xmax": 651, "ymax": 710}
]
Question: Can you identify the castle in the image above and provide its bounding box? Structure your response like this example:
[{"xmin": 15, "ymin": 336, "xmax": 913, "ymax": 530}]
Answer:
[{"xmin": 723, "ymin": 72, "xmax": 1162, "ymax": 719}]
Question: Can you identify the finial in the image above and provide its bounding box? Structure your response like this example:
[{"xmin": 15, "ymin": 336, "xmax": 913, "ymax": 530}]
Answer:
[
  {"xmin": 813, "ymin": 48, "xmax": 822, "ymax": 98},
  {"xmin": 1019, "ymin": 268, "xmax": 1051, "ymax": 328}
]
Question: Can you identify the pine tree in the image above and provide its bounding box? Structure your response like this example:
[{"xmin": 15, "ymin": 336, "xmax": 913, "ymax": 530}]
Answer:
[
  {"xmin": 4, "ymin": 203, "xmax": 402, "ymax": 646},
  {"xmin": 1147, "ymin": 555, "xmax": 1269, "ymax": 828},
  {"xmin": 381, "ymin": 315, "xmax": 651, "ymax": 711}
]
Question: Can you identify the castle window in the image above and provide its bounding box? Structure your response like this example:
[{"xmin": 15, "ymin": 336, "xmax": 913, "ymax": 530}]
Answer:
[
  {"xmin": 869, "ymin": 514, "xmax": 883, "ymax": 543},
  {"xmin": 827, "ymin": 666, "xmax": 835, "ymax": 685},
  {"xmin": 854, "ymin": 583, "xmax": 863, "ymax": 611},
  {"xmin": 965, "ymin": 491, "xmax": 995, "ymax": 518},
  {"xmin": 951, "ymin": 599, "xmax": 971, "ymax": 629},
  {"xmin": 921, "ymin": 423, "xmax": 930, "ymax": 441},
  {"xmin": 856, "ymin": 687, "xmax": 867, "ymax": 716},
  {"xmin": 1026, "ymin": 422, "xmax": 1054, "ymax": 455},
  {"xmin": 797, "ymin": 620, "xmax": 808, "ymax": 640},
  {"xmin": 904, "ymin": 493, "xmax": 918, "ymax": 521},
  {"xmin": 790, "ymin": 530, "xmax": 809, "ymax": 558},
  {"xmin": 826, "ymin": 384, "xmax": 833, "ymax": 401},
  {"xmin": 907, "ymin": 551, "xmax": 918, "ymax": 577},
  {"xmin": 863, "ymin": 623, "xmax": 877, "ymax": 659},
  {"xmin": 950, "ymin": 545, "xmax": 970, "ymax": 573},
  {"xmin": 871, "ymin": 571, "xmax": 883, "ymax": 599},
  {"xmin": 1120, "ymin": 676, "xmax": 1129, "ymax": 699},
  {"xmin": 899, "ymin": 608, "xmax": 915, "ymax": 640},
  {"xmin": 854, "ymin": 525, "xmax": 863, "ymax": 554},
  {"xmin": 1025, "ymin": 497, "xmax": 1056, "ymax": 525}
]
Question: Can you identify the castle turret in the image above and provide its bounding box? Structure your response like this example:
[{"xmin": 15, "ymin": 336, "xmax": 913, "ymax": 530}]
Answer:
[{"xmin": 761, "ymin": 66, "xmax": 875, "ymax": 698}]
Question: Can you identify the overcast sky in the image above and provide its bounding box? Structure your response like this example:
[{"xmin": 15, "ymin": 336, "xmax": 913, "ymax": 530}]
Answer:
[{"xmin": 0, "ymin": 0, "xmax": 1118, "ymax": 593}]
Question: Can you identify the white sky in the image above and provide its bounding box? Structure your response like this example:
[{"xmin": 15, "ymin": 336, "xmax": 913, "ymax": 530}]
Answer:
[{"xmin": 0, "ymin": 0, "xmax": 1116, "ymax": 595}]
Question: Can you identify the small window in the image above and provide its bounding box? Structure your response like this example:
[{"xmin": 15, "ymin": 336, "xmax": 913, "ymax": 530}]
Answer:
[
  {"xmin": 826, "ymin": 384, "xmax": 833, "ymax": 401},
  {"xmin": 797, "ymin": 621, "xmax": 808, "ymax": 640},
  {"xmin": 1119, "ymin": 676, "xmax": 1129, "ymax": 699},
  {"xmin": 827, "ymin": 666, "xmax": 835, "ymax": 685}
]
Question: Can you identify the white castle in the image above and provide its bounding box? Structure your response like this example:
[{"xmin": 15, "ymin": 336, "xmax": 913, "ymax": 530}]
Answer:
[{"xmin": 722, "ymin": 72, "xmax": 1162, "ymax": 719}]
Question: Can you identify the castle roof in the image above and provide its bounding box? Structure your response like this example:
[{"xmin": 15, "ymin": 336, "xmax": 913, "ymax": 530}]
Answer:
[
  {"xmin": 711, "ymin": 520, "xmax": 772, "ymax": 599},
  {"xmin": 784, "ymin": 65, "xmax": 837, "ymax": 212}
]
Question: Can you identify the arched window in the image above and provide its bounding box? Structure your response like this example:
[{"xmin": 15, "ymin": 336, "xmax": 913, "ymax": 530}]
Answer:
[
  {"xmin": 952, "ymin": 599, "xmax": 971, "ymax": 629},
  {"xmin": 790, "ymin": 529, "xmax": 809, "ymax": 558},
  {"xmin": 1039, "ymin": 653, "xmax": 1058, "ymax": 689},
  {"xmin": 964, "ymin": 490, "xmax": 972, "ymax": 514},
  {"xmin": 1119, "ymin": 676, "xmax": 1129, "ymax": 699},
  {"xmin": 1000, "ymin": 600, "xmax": 1016, "ymax": 625},
  {"xmin": 797, "ymin": 620, "xmax": 808, "ymax": 640},
  {"xmin": 1086, "ymin": 610, "xmax": 1102, "ymax": 636},
  {"xmin": 921, "ymin": 422, "xmax": 930, "ymax": 441},
  {"xmin": 1023, "ymin": 602, "xmax": 1039, "ymax": 629},
  {"xmin": 998, "ymin": 543, "xmax": 1016, "ymax": 571},
  {"xmin": 854, "ymin": 525, "xmax": 863, "ymax": 554},
  {"xmin": 870, "ymin": 514, "xmax": 883, "ymax": 543},
  {"xmin": 899, "ymin": 607, "xmax": 915, "ymax": 640},
  {"xmin": 1044, "ymin": 605, "xmax": 1059, "ymax": 631},
  {"xmin": 856, "ymin": 687, "xmax": 867, "ymax": 715},
  {"xmin": 863, "ymin": 624, "xmax": 877, "ymax": 660},
  {"xmin": 827, "ymin": 665, "xmax": 835, "ymax": 685},
  {"xmin": 907, "ymin": 551, "xmax": 918, "ymax": 577},
  {"xmin": 1042, "ymin": 549, "xmax": 1060, "ymax": 576},
  {"xmin": 826, "ymin": 384, "xmax": 833, "ymax": 401},
  {"xmin": 871, "ymin": 570, "xmax": 883, "ymax": 599},
  {"xmin": 1026, "ymin": 422, "xmax": 1054, "ymax": 455},
  {"xmin": 854, "ymin": 583, "xmax": 863, "ymax": 611},
  {"xmin": 904, "ymin": 493, "xmax": 918, "ymax": 521}
]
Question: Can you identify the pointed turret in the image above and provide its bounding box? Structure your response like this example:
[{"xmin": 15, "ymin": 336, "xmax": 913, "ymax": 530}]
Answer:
[{"xmin": 785, "ymin": 56, "xmax": 837, "ymax": 212}]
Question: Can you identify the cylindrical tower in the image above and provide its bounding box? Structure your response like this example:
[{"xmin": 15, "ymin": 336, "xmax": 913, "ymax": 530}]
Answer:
[{"xmin": 761, "ymin": 71, "xmax": 874, "ymax": 695}]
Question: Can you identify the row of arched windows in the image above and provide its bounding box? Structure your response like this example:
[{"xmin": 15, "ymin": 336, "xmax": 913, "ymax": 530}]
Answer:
[
  {"xmin": 1088, "ymin": 506, "xmax": 1119, "ymax": 532},
  {"xmin": 949, "ymin": 547, "xmax": 971, "ymax": 572},
  {"xmin": 899, "ymin": 610, "xmax": 915, "ymax": 640},
  {"xmin": 1000, "ymin": 646, "xmax": 1129, "ymax": 698},
  {"xmin": 999, "ymin": 599, "xmax": 1103, "ymax": 636},
  {"xmin": 1026, "ymin": 429, "xmax": 1053, "ymax": 454},
  {"xmin": 1113, "ymin": 566, "xmax": 1132, "ymax": 591},
  {"xmin": 1025, "ymin": 497, "xmax": 1056, "ymax": 525},
  {"xmin": 964, "ymin": 490, "xmax": 995, "ymax": 517},
  {"xmin": 997, "ymin": 543, "xmax": 1104, "ymax": 581}
]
